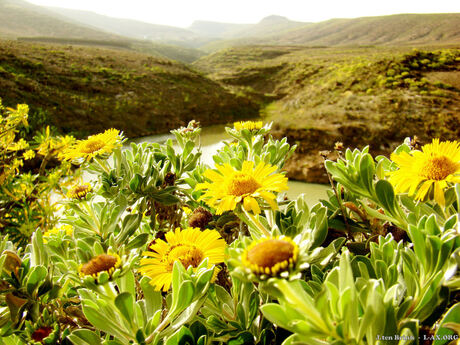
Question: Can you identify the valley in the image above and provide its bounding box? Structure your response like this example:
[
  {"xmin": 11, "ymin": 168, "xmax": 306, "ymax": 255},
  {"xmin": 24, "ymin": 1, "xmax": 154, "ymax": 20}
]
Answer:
[{"xmin": 0, "ymin": 0, "xmax": 459, "ymax": 183}]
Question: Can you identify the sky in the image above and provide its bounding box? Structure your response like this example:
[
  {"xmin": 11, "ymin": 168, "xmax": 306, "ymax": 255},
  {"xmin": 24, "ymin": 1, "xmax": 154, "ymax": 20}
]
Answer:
[{"xmin": 27, "ymin": 0, "xmax": 460, "ymax": 28}]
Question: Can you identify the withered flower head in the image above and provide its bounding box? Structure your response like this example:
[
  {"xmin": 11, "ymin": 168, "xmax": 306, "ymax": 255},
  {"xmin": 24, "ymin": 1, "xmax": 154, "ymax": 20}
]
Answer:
[
  {"xmin": 31, "ymin": 326, "xmax": 53, "ymax": 343},
  {"xmin": 188, "ymin": 207, "xmax": 213, "ymax": 229}
]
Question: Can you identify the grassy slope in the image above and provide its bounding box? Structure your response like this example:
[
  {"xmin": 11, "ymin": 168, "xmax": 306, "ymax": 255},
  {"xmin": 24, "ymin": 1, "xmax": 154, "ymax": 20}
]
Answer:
[
  {"xmin": 0, "ymin": 0, "xmax": 120, "ymax": 40},
  {"xmin": 193, "ymin": 45, "xmax": 460, "ymax": 182},
  {"xmin": 201, "ymin": 14, "xmax": 460, "ymax": 51},
  {"xmin": 0, "ymin": 40, "xmax": 258, "ymax": 137},
  {"xmin": 270, "ymin": 14, "xmax": 460, "ymax": 46}
]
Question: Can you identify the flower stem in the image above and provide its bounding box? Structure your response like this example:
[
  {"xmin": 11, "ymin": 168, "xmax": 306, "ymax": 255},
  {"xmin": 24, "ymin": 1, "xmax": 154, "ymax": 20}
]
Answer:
[
  {"xmin": 242, "ymin": 208, "xmax": 271, "ymax": 238},
  {"xmin": 94, "ymin": 156, "xmax": 110, "ymax": 174}
]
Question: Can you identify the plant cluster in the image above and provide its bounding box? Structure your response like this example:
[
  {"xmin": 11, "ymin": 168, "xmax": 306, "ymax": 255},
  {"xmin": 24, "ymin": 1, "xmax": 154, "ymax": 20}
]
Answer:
[
  {"xmin": 0, "ymin": 114, "xmax": 459, "ymax": 345},
  {"xmin": 0, "ymin": 101, "xmax": 76, "ymax": 246}
]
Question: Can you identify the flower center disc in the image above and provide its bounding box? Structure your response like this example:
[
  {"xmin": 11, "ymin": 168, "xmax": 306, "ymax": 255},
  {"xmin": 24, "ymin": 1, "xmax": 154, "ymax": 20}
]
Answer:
[
  {"xmin": 81, "ymin": 254, "xmax": 117, "ymax": 276},
  {"xmin": 71, "ymin": 185, "xmax": 91, "ymax": 197},
  {"xmin": 228, "ymin": 173, "xmax": 261, "ymax": 196},
  {"xmin": 168, "ymin": 245, "xmax": 204, "ymax": 269},
  {"xmin": 247, "ymin": 239, "xmax": 294, "ymax": 268},
  {"xmin": 423, "ymin": 156, "xmax": 457, "ymax": 180},
  {"xmin": 81, "ymin": 139, "xmax": 105, "ymax": 154}
]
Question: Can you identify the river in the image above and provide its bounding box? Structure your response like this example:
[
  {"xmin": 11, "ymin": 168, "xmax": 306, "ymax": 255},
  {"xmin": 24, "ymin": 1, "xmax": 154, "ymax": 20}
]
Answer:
[{"xmin": 132, "ymin": 124, "xmax": 330, "ymax": 206}]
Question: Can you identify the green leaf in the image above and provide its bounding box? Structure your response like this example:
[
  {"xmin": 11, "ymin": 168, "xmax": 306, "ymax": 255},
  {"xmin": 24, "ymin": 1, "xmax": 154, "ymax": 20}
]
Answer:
[
  {"xmin": 165, "ymin": 326, "xmax": 194, "ymax": 345},
  {"xmin": 375, "ymin": 180, "xmax": 395, "ymax": 214},
  {"xmin": 125, "ymin": 233, "xmax": 149, "ymax": 250},
  {"xmin": 260, "ymin": 304, "xmax": 289, "ymax": 329},
  {"xmin": 118, "ymin": 214, "xmax": 142, "ymax": 244},
  {"xmin": 228, "ymin": 331, "xmax": 254, "ymax": 345},
  {"xmin": 26, "ymin": 265, "xmax": 47, "ymax": 295},
  {"xmin": 67, "ymin": 329, "xmax": 102, "ymax": 345},
  {"xmin": 81, "ymin": 304, "xmax": 130, "ymax": 341},
  {"xmin": 433, "ymin": 303, "xmax": 460, "ymax": 345},
  {"xmin": 129, "ymin": 174, "xmax": 142, "ymax": 193},
  {"xmin": 140, "ymin": 277, "xmax": 162, "ymax": 318},
  {"xmin": 359, "ymin": 154, "xmax": 375, "ymax": 192},
  {"xmin": 115, "ymin": 293, "xmax": 135, "ymax": 327}
]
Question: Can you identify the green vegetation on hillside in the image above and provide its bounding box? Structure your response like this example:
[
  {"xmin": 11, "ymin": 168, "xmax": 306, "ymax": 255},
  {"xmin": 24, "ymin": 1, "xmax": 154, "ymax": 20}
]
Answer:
[
  {"xmin": 194, "ymin": 45, "xmax": 460, "ymax": 182},
  {"xmin": 0, "ymin": 40, "xmax": 258, "ymax": 137},
  {"xmin": 200, "ymin": 13, "xmax": 460, "ymax": 51}
]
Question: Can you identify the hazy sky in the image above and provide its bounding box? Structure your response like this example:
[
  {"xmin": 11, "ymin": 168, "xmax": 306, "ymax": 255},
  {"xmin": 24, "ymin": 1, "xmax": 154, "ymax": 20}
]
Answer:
[{"xmin": 27, "ymin": 0, "xmax": 460, "ymax": 27}]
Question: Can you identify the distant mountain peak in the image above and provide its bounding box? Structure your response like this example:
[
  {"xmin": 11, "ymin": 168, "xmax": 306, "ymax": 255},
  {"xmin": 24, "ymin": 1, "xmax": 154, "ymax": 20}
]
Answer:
[{"xmin": 259, "ymin": 15, "xmax": 291, "ymax": 23}]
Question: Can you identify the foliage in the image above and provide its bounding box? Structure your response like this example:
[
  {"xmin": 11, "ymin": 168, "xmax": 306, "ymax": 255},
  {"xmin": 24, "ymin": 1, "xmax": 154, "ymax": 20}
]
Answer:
[
  {"xmin": 1, "ymin": 114, "xmax": 459, "ymax": 345},
  {"xmin": 0, "ymin": 101, "xmax": 76, "ymax": 246}
]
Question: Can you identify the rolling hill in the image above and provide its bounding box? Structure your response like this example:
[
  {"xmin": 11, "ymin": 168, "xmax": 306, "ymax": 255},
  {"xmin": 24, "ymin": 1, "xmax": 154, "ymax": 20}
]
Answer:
[
  {"xmin": 46, "ymin": 7, "xmax": 210, "ymax": 48},
  {"xmin": 188, "ymin": 16, "xmax": 307, "ymax": 39},
  {"xmin": 0, "ymin": 0, "xmax": 206, "ymax": 63},
  {"xmin": 0, "ymin": 40, "xmax": 258, "ymax": 137},
  {"xmin": 266, "ymin": 13, "xmax": 460, "ymax": 46},
  {"xmin": 200, "ymin": 13, "xmax": 460, "ymax": 51},
  {"xmin": 0, "ymin": 0, "xmax": 120, "ymax": 40}
]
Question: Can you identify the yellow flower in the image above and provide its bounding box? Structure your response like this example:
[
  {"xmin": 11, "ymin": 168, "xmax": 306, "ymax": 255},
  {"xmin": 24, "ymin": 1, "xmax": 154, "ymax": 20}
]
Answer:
[
  {"xmin": 23, "ymin": 150, "xmax": 35, "ymax": 160},
  {"xmin": 78, "ymin": 253, "xmax": 121, "ymax": 278},
  {"xmin": 242, "ymin": 236, "xmax": 299, "ymax": 276},
  {"xmin": 8, "ymin": 138, "xmax": 28, "ymax": 151},
  {"xmin": 67, "ymin": 183, "xmax": 92, "ymax": 199},
  {"xmin": 233, "ymin": 121, "xmax": 263, "ymax": 131},
  {"xmin": 196, "ymin": 161, "xmax": 288, "ymax": 214},
  {"xmin": 389, "ymin": 139, "xmax": 460, "ymax": 205},
  {"xmin": 43, "ymin": 225, "xmax": 73, "ymax": 243},
  {"xmin": 139, "ymin": 227, "xmax": 226, "ymax": 291},
  {"xmin": 63, "ymin": 128, "xmax": 121, "ymax": 162}
]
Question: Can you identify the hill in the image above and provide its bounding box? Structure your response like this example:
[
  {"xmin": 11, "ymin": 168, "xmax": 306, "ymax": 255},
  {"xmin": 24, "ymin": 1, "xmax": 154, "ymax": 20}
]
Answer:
[
  {"xmin": 0, "ymin": 40, "xmax": 258, "ymax": 137},
  {"xmin": 200, "ymin": 13, "xmax": 460, "ymax": 51},
  {"xmin": 0, "ymin": 0, "xmax": 121, "ymax": 40},
  {"xmin": 188, "ymin": 20, "xmax": 251, "ymax": 39},
  {"xmin": 46, "ymin": 7, "xmax": 210, "ymax": 48},
  {"xmin": 188, "ymin": 16, "xmax": 306, "ymax": 40},
  {"xmin": 193, "ymin": 45, "xmax": 460, "ymax": 182},
  {"xmin": 0, "ymin": 0, "xmax": 206, "ymax": 63},
  {"xmin": 267, "ymin": 13, "xmax": 460, "ymax": 46}
]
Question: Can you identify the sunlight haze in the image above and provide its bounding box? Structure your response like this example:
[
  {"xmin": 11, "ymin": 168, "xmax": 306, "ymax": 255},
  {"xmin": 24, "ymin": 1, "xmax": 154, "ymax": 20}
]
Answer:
[{"xmin": 26, "ymin": 0, "xmax": 460, "ymax": 27}]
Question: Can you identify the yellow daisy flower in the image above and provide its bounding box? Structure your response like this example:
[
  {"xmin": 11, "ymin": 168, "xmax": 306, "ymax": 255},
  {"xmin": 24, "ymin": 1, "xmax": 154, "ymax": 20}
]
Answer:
[
  {"xmin": 242, "ymin": 236, "xmax": 299, "ymax": 276},
  {"xmin": 233, "ymin": 121, "xmax": 263, "ymax": 131},
  {"xmin": 67, "ymin": 183, "xmax": 92, "ymax": 199},
  {"xmin": 389, "ymin": 138, "xmax": 460, "ymax": 205},
  {"xmin": 63, "ymin": 128, "xmax": 121, "ymax": 162},
  {"xmin": 196, "ymin": 161, "xmax": 288, "ymax": 215},
  {"xmin": 139, "ymin": 227, "xmax": 226, "ymax": 291}
]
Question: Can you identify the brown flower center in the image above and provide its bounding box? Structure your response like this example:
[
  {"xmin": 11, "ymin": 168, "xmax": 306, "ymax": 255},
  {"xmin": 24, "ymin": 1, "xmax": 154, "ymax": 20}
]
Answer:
[
  {"xmin": 247, "ymin": 239, "xmax": 294, "ymax": 268},
  {"xmin": 422, "ymin": 156, "xmax": 457, "ymax": 180},
  {"xmin": 228, "ymin": 173, "xmax": 260, "ymax": 196},
  {"xmin": 81, "ymin": 139, "xmax": 105, "ymax": 154},
  {"xmin": 31, "ymin": 326, "xmax": 53, "ymax": 342},
  {"xmin": 80, "ymin": 254, "xmax": 117, "ymax": 276},
  {"xmin": 167, "ymin": 245, "xmax": 203, "ymax": 270},
  {"xmin": 70, "ymin": 184, "xmax": 91, "ymax": 198}
]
